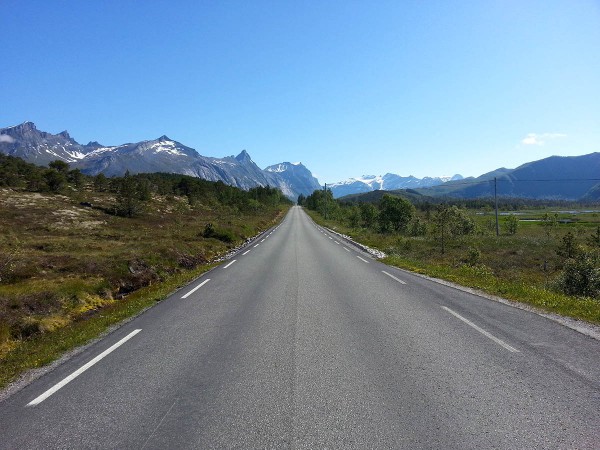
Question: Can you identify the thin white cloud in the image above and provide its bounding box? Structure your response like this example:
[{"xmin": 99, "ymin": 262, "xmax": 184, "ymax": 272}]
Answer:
[
  {"xmin": 0, "ymin": 134, "xmax": 16, "ymax": 143},
  {"xmin": 521, "ymin": 132, "xmax": 567, "ymax": 146}
]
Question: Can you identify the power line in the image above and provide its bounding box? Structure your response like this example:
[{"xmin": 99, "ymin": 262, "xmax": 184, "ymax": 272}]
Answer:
[{"xmin": 422, "ymin": 178, "xmax": 600, "ymax": 188}]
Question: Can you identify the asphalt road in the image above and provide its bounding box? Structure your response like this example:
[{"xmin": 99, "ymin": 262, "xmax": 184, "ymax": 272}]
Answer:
[{"xmin": 1, "ymin": 205, "xmax": 599, "ymax": 449}]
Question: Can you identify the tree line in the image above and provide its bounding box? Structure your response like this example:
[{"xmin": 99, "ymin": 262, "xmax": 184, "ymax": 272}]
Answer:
[
  {"xmin": 299, "ymin": 189, "xmax": 475, "ymax": 254},
  {"xmin": 0, "ymin": 154, "xmax": 291, "ymax": 217},
  {"xmin": 299, "ymin": 188, "xmax": 600, "ymax": 298}
]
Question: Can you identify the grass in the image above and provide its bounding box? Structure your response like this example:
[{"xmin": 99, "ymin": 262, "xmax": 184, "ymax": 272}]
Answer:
[
  {"xmin": 305, "ymin": 208, "xmax": 600, "ymax": 325},
  {"xmin": 0, "ymin": 263, "xmax": 217, "ymax": 389},
  {"xmin": 0, "ymin": 186, "xmax": 289, "ymax": 390}
]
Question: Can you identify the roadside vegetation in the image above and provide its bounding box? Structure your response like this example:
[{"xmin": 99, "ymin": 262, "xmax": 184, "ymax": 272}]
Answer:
[
  {"xmin": 0, "ymin": 154, "xmax": 291, "ymax": 388},
  {"xmin": 300, "ymin": 189, "xmax": 600, "ymax": 324}
]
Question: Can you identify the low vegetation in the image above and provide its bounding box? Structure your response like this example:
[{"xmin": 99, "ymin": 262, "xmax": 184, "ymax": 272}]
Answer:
[
  {"xmin": 0, "ymin": 154, "xmax": 291, "ymax": 388},
  {"xmin": 301, "ymin": 189, "xmax": 600, "ymax": 324}
]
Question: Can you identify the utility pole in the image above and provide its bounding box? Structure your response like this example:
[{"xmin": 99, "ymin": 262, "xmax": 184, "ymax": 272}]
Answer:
[
  {"xmin": 494, "ymin": 177, "xmax": 499, "ymax": 237},
  {"xmin": 324, "ymin": 183, "xmax": 328, "ymax": 220}
]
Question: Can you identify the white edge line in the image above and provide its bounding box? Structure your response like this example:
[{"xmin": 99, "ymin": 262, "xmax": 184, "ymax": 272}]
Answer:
[
  {"xmin": 242, "ymin": 250, "xmax": 251, "ymax": 255},
  {"xmin": 382, "ymin": 270, "xmax": 406, "ymax": 284},
  {"xmin": 441, "ymin": 306, "xmax": 519, "ymax": 353},
  {"xmin": 356, "ymin": 256, "xmax": 369, "ymax": 263},
  {"xmin": 27, "ymin": 329, "xmax": 142, "ymax": 406},
  {"xmin": 181, "ymin": 278, "xmax": 211, "ymax": 299},
  {"xmin": 223, "ymin": 259, "xmax": 237, "ymax": 269}
]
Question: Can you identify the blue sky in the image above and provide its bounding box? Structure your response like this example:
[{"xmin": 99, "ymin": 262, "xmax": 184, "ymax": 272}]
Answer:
[{"xmin": 2, "ymin": 1, "xmax": 599, "ymax": 183}]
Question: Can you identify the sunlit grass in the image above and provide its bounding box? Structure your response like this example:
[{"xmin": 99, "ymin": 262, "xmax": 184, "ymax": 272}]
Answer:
[
  {"xmin": 305, "ymin": 208, "xmax": 600, "ymax": 325},
  {"xmin": 0, "ymin": 187, "xmax": 289, "ymax": 389}
]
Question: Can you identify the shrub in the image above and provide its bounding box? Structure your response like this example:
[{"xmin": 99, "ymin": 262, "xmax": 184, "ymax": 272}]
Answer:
[
  {"xmin": 504, "ymin": 214, "xmax": 519, "ymax": 235},
  {"xmin": 554, "ymin": 251, "xmax": 600, "ymax": 298},
  {"xmin": 464, "ymin": 246, "xmax": 481, "ymax": 266},
  {"xmin": 556, "ymin": 232, "xmax": 580, "ymax": 259},
  {"xmin": 378, "ymin": 194, "xmax": 415, "ymax": 233},
  {"xmin": 202, "ymin": 223, "xmax": 235, "ymax": 243}
]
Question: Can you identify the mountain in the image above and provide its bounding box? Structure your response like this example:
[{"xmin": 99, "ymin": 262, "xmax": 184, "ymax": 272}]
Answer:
[
  {"xmin": 0, "ymin": 122, "xmax": 320, "ymax": 200},
  {"xmin": 0, "ymin": 121, "xmax": 92, "ymax": 164},
  {"xmin": 328, "ymin": 173, "xmax": 463, "ymax": 198},
  {"xmin": 420, "ymin": 153, "xmax": 600, "ymax": 201},
  {"xmin": 265, "ymin": 162, "xmax": 321, "ymax": 199}
]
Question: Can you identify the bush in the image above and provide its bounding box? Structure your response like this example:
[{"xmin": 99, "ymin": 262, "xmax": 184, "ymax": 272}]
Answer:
[
  {"xmin": 554, "ymin": 251, "xmax": 600, "ymax": 298},
  {"xmin": 556, "ymin": 232, "xmax": 581, "ymax": 259},
  {"xmin": 378, "ymin": 194, "xmax": 415, "ymax": 233},
  {"xmin": 202, "ymin": 223, "xmax": 235, "ymax": 243},
  {"xmin": 504, "ymin": 214, "xmax": 519, "ymax": 235},
  {"xmin": 464, "ymin": 246, "xmax": 481, "ymax": 266}
]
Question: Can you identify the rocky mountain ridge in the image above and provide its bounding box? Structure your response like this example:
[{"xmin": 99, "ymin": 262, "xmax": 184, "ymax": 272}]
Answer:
[
  {"xmin": 328, "ymin": 173, "xmax": 464, "ymax": 198},
  {"xmin": 0, "ymin": 122, "xmax": 321, "ymax": 200},
  {"xmin": 420, "ymin": 153, "xmax": 600, "ymax": 201}
]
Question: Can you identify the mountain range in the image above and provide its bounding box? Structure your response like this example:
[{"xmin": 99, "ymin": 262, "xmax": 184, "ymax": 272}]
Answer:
[
  {"xmin": 0, "ymin": 122, "xmax": 321, "ymax": 200},
  {"xmin": 1, "ymin": 122, "xmax": 598, "ymax": 202},
  {"xmin": 328, "ymin": 173, "xmax": 464, "ymax": 198},
  {"xmin": 417, "ymin": 153, "xmax": 600, "ymax": 201}
]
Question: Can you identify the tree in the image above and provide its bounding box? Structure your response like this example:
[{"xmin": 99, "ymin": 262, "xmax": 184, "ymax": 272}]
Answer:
[
  {"xmin": 587, "ymin": 226, "xmax": 600, "ymax": 248},
  {"xmin": 49, "ymin": 160, "xmax": 70, "ymax": 174},
  {"xmin": 303, "ymin": 188, "xmax": 337, "ymax": 219},
  {"xmin": 359, "ymin": 203, "xmax": 378, "ymax": 229},
  {"xmin": 556, "ymin": 232, "xmax": 580, "ymax": 260},
  {"xmin": 67, "ymin": 169, "xmax": 85, "ymax": 188},
  {"xmin": 408, "ymin": 216, "xmax": 427, "ymax": 236},
  {"xmin": 43, "ymin": 169, "xmax": 66, "ymax": 192},
  {"xmin": 504, "ymin": 214, "xmax": 519, "ymax": 235},
  {"xmin": 347, "ymin": 205, "xmax": 361, "ymax": 229},
  {"xmin": 431, "ymin": 205, "xmax": 475, "ymax": 254},
  {"xmin": 378, "ymin": 194, "xmax": 415, "ymax": 233},
  {"xmin": 555, "ymin": 251, "xmax": 600, "ymax": 298},
  {"xmin": 114, "ymin": 171, "xmax": 142, "ymax": 217},
  {"xmin": 93, "ymin": 173, "xmax": 109, "ymax": 192},
  {"xmin": 541, "ymin": 212, "xmax": 558, "ymax": 238}
]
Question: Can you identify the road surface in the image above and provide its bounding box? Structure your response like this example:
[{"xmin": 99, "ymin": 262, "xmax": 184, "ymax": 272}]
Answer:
[{"xmin": 1, "ymin": 206, "xmax": 599, "ymax": 448}]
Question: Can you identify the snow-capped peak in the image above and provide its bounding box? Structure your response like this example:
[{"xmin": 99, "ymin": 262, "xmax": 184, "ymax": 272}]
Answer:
[{"xmin": 147, "ymin": 139, "xmax": 186, "ymax": 156}]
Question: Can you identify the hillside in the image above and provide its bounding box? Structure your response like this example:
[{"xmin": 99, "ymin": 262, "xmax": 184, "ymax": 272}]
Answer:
[
  {"xmin": 420, "ymin": 153, "xmax": 600, "ymax": 201},
  {"xmin": 0, "ymin": 154, "xmax": 291, "ymax": 367}
]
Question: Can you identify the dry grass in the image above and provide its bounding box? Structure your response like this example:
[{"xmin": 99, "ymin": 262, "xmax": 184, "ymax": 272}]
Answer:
[{"xmin": 0, "ymin": 187, "xmax": 288, "ymax": 386}]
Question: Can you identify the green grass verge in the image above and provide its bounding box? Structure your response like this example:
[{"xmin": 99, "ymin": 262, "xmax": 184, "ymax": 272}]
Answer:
[
  {"xmin": 305, "ymin": 208, "xmax": 600, "ymax": 325},
  {"xmin": 383, "ymin": 255, "xmax": 600, "ymax": 325},
  {"xmin": 0, "ymin": 263, "xmax": 216, "ymax": 390}
]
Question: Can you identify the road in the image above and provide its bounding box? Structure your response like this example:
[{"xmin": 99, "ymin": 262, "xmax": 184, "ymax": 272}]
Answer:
[{"xmin": 1, "ymin": 205, "xmax": 599, "ymax": 448}]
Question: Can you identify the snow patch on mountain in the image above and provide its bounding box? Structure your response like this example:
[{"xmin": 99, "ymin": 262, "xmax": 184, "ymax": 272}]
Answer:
[
  {"xmin": 148, "ymin": 140, "xmax": 186, "ymax": 156},
  {"xmin": 329, "ymin": 173, "xmax": 464, "ymax": 198}
]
